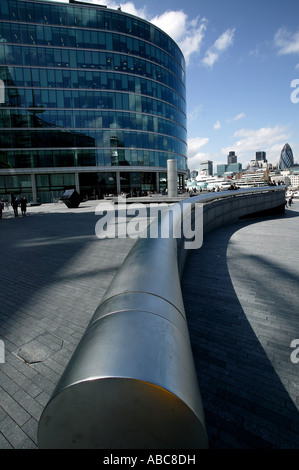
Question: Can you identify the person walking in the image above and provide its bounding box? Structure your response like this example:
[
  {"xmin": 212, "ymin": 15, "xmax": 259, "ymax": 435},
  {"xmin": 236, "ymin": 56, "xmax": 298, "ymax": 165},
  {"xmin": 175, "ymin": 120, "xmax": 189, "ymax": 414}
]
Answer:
[{"xmin": 20, "ymin": 196, "xmax": 27, "ymax": 216}]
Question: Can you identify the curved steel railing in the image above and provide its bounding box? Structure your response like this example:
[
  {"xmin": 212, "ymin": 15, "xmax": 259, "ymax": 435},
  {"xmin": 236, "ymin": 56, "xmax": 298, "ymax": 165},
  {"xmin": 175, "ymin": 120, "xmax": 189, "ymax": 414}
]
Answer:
[{"xmin": 38, "ymin": 186, "xmax": 285, "ymax": 449}]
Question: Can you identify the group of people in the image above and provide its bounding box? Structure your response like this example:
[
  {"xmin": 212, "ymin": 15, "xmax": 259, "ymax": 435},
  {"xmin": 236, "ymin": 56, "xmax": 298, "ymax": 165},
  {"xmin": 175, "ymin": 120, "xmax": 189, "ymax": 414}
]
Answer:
[{"xmin": 0, "ymin": 195, "xmax": 28, "ymax": 218}]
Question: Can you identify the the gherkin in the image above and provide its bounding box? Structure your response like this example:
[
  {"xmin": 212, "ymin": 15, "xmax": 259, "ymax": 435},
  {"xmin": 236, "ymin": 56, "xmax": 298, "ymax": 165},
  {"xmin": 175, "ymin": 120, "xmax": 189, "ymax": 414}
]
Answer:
[{"xmin": 278, "ymin": 143, "xmax": 294, "ymax": 170}]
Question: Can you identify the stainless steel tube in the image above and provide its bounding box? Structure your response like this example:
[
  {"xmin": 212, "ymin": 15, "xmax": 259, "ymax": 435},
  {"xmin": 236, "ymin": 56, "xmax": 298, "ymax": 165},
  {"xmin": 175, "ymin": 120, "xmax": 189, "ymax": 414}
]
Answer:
[{"xmin": 38, "ymin": 187, "xmax": 285, "ymax": 449}]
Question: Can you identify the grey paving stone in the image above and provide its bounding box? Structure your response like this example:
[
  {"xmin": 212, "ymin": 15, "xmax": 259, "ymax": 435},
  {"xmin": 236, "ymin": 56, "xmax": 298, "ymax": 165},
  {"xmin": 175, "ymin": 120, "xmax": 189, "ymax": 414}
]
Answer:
[
  {"xmin": 1, "ymin": 199, "xmax": 299, "ymax": 449},
  {"xmin": 182, "ymin": 206, "xmax": 299, "ymax": 449},
  {"xmin": 0, "ymin": 416, "xmax": 36, "ymax": 449},
  {"xmin": 0, "ymin": 201, "xmax": 136, "ymax": 448},
  {"xmin": 0, "ymin": 387, "xmax": 31, "ymax": 427}
]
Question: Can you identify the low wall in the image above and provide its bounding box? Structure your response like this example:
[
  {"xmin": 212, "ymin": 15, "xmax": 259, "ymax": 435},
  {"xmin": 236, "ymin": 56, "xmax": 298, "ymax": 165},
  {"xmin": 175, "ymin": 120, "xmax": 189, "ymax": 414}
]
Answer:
[{"xmin": 37, "ymin": 186, "xmax": 285, "ymax": 449}]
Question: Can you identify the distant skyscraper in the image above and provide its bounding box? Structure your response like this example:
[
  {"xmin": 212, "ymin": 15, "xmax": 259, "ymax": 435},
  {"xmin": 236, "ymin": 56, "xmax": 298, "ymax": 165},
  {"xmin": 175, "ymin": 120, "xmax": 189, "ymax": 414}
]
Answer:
[
  {"xmin": 199, "ymin": 160, "xmax": 213, "ymax": 176},
  {"xmin": 227, "ymin": 151, "xmax": 237, "ymax": 165},
  {"xmin": 279, "ymin": 143, "xmax": 294, "ymax": 170},
  {"xmin": 227, "ymin": 162, "xmax": 242, "ymax": 173},
  {"xmin": 216, "ymin": 164, "xmax": 227, "ymax": 176},
  {"xmin": 256, "ymin": 151, "xmax": 267, "ymax": 162}
]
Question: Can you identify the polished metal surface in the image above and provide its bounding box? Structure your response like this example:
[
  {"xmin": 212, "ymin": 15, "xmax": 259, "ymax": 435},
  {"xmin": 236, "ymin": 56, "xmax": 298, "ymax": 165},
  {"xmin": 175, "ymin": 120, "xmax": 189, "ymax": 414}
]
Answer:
[
  {"xmin": 38, "ymin": 186, "xmax": 285, "ymax": 449},
  {"xmin": 167, "ymin": 159, "xmax": 178, "ymax": 197}
]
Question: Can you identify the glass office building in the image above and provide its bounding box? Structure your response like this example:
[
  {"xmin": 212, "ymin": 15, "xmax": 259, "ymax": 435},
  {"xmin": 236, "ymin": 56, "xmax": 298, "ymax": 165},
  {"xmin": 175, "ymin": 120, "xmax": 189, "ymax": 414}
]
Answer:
[
  {"xmin": 0, "ymin": 0, "xmax": 187, "ymax": 202},
  {"xmin": 278, "ymin": 143, "xmax": 294, "ymax": 170}
]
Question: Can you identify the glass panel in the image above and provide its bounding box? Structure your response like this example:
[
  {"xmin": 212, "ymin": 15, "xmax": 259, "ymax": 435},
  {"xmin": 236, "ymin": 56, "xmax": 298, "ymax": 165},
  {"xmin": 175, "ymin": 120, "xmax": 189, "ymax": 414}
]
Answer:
[
  {"xmin": 82, "ymin": 9, "xmax": 90, "ymax": 27},
  {"xmin": 83, "ymin": 30, "xmax": 91, "ymax": 48},
  {"xmin": 36, "ymin": 174, "xmax": 50, "ymax": 188},
  {"xmin": 69, "ymin": 50, "xmax": 77, "ymax": 68},
  {"xmin": 51, "ymin": 6, "xmax": 60, "ymax": 25},
  {"xmin": 0, "ymin": 0, "xmax": 10, "ymax": 20},
  {"xmin": 68, "ymin": 28, "xmax": 76, "ymax": 47},
  {"xmin": 92, "ymin": 50, "xmax": 100, "ymax": 68},
  {"xmin": 31, "ymin": 68, "xmax": 39, "ymax": 87},
  {"xmin": 73, "ymin": 8, "xmax": 82, "ymax": 27},
  {"xmin": 62, "ymin": 49, "xmax": 69, "ymax": 66},
  {"xmin": 58, "ymin": 6, "xmax": 67, "ymax": 25},
  {"xmin": 50, "ymin": 174, "xmax": 64, "ymax": 186},
  {"xmin": 54, "ymin": 48, "xmax": 62, "ymax": 66}
]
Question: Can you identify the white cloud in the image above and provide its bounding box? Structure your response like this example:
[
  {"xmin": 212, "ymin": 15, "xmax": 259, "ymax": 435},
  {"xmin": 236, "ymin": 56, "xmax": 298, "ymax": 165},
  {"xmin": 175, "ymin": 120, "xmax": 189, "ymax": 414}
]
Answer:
[
  {"xmin": 188, "ymin": 105, "xmax": 204, "ymax": 123},
  {"xmin": 214, "ymin": 28, "xmax": 235, "ymax": 51},
  {"xmin": 187, "ymin": 136, "xmax": 209, "ymax": 168},
  {"xmin": 150, "ymin": 11, "xmax": 187, "ymax": 42},
  {"xmin": 76, "ymin": 1, "xmax": 147, "ymax": 17},
  {"xmin": 97, "ymin": 1, "xmax": 147, "ymax": 17},
  {"xmin": 274, "ymin": 27, "xmax": 299, "ymax": 55},
  {"xmin": 150, "ymin": 12, "xmax": 207, "ymax": 65},
  {"xmin": 119, "ymin": 2, "xmax": 147, "ymax": 18},
  {"xmin": 202, "ymin": 28, "xmax": 235, "ymax": 67},
  {"xmin": 202, "ymin": 51, "xmax": 218, "ymax": 68},
  {"xmin": 232, "ymin": 112, "xmax": 246, "ymax": 121},
  {"xmin": 214, "ymin": 120, "xmax": 221, "ymax": 130},
  {"xmin": 222, "ymin": 125, "xmax": 291, "ymax": 165},
  {"xmin": 178, "ymin": 18, "xmax": 207, "ymax": 65}
]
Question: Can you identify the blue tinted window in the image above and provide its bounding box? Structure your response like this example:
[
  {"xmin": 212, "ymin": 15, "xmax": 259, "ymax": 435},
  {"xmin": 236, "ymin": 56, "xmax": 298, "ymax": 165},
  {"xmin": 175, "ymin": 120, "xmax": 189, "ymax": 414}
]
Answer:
[
  {"xmin": 0, "ymin": 0, "xmax": 10, "ymax": 19},
  {"xmin": 0, "ymin": 0, "xmax": 186, "ymax": 172}
]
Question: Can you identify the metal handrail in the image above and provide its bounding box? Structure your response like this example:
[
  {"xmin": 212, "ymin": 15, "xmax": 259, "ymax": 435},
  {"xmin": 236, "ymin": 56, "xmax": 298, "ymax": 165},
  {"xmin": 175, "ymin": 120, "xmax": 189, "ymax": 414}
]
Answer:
[{"xmin": 38, "ymin": 186, "xmax": 285, "ymax": 449}]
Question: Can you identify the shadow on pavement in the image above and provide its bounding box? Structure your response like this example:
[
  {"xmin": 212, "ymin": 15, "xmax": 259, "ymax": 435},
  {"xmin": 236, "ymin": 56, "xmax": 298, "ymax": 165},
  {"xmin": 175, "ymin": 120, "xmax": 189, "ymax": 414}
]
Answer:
[{"xmin": 182, "ymin": 212, "xmax": 299, "ymax": 448}]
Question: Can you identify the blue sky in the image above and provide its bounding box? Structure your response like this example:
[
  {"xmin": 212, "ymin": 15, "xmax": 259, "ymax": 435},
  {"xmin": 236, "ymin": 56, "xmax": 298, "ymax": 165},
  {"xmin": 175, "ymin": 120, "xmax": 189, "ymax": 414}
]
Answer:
[{"xmin": 49, "ymin": 0, "xmax": 299, "ymax": 171}]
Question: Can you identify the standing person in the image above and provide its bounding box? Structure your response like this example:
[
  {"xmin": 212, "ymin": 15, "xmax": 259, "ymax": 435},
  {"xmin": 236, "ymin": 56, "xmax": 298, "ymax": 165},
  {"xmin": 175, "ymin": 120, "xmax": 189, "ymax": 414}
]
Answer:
[
  {"xmin": 0, "ymin": 199, "xmax": 3, "ymax": 219},
  {"xmin": 11, "ymin": 195, "xmax": 19, "ymax": 217},
  {"xmin": 20, "ymin": 196, "xmax": 27, "ymax": 216}
]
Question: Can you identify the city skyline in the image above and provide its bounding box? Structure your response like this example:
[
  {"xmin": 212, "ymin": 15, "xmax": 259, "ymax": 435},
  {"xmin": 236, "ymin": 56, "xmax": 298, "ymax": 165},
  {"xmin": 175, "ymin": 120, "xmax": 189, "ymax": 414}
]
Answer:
[{"xmin": 46, "ymin": 0, "xmax": 299, "ymax": 172}]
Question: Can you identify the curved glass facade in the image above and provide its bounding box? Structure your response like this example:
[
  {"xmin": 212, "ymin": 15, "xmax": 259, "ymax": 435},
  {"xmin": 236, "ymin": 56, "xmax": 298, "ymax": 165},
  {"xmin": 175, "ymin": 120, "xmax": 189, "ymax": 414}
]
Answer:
[
  {"xmin": 278, "ymin": 143, "xmax": 294, "ymax": 170},
  {"xmin": 0, "ymin": 0, "xmax": 187, "ymax": 201}
]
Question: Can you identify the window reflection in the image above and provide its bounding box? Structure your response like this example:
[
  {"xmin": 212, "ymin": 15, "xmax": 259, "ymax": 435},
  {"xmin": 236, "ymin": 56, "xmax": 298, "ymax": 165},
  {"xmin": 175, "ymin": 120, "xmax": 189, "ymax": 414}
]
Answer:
[
  {"xmin": 0, "ymin": 22, "xmax": 185, "ymax": 86},
  {"xmin": 0, "ymin": 0, "xmax": 187, "ymax": 177}
]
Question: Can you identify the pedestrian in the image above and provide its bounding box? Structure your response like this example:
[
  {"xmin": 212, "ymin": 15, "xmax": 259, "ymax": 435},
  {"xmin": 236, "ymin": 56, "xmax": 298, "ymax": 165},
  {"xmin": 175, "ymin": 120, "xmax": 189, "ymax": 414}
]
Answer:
[
  {"xmin": 288, "ymin": 197, "xmax": 292, "ymax": 207},
  {"xmin": 0, "ymin": 199, "xmax": 3, "ymax": 219},
  {"xmin": 12, "ymin": 196, "xmax": 19, "ymax": 217},
  {"xmin": 20, "ymin": 196, "xmax": 27, "ymax": 216}
]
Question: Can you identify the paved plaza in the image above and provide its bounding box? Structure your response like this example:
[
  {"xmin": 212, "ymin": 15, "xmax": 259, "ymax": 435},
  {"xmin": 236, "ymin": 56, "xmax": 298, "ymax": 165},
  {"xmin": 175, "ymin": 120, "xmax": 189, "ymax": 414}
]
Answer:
[
  {"xmin": 0, "ymin": 199, "xmax": 136, "ymax": 449},
  {"xmin": 0, "ymin": 198, "xmax": 298, "ymax": 448},
  {"xmin": 182, "ymin": 204, "xmax": 299, "ymax": 448}
]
